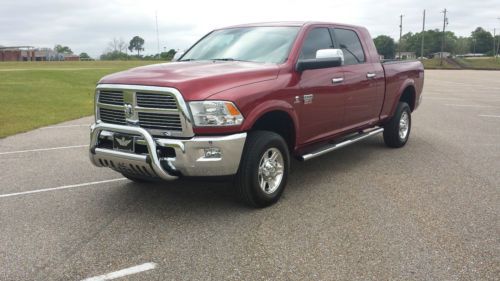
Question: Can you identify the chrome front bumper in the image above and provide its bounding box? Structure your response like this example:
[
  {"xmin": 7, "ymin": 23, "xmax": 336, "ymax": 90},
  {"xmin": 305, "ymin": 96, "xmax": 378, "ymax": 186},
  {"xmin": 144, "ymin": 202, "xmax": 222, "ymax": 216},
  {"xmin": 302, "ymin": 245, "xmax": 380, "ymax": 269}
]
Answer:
[{"xmin": 89, "ymin": 122, "xmax": 246, "ymax": 180}]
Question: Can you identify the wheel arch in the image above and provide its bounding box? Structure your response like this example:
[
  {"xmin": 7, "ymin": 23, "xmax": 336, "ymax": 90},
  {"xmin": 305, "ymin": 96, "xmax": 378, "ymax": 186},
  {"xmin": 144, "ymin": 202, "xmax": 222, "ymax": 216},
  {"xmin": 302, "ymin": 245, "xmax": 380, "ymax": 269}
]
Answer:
[{"xmin": 242, "ymin": 100, "xmax": 299, "ymax": 151}]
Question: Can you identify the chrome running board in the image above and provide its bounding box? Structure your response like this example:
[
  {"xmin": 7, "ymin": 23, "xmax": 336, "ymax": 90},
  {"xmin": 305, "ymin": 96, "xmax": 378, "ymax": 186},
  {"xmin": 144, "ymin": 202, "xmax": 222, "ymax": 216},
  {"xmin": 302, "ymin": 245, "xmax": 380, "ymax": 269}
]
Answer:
[{"xmin": 300, "ymin": 127, "xmax": 384, "ymax": 161}]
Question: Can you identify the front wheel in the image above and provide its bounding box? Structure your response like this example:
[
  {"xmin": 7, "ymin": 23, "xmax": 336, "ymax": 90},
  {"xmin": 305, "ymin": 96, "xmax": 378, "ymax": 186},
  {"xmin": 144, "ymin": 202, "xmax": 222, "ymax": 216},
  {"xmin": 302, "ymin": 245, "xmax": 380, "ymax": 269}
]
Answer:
[
  {"xmin": 234, "ymin": 131, "xmax": 290, "ymax": 208},
  {"xmin": 383, "ymin": 102, "xmax": 412, "ymax": 148}
]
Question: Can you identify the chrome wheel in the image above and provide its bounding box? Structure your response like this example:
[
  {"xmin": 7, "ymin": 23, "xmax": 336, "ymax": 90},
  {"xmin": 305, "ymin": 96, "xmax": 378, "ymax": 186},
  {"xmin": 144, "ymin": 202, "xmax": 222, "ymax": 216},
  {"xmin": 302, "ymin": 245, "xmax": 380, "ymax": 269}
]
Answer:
[
  {"xmin": 399, "ymin": 111, "xmax": 410, "ymax": 140},
  {"xmin": 258, "ymin": 148, "xmax": 284, "ymax": 194}
]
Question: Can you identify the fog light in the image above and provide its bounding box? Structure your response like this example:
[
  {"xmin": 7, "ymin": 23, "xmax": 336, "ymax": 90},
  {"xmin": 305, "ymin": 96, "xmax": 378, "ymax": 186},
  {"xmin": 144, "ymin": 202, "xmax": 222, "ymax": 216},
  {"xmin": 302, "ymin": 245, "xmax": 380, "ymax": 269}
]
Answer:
[{"xmin": 203, "ymin": 147, "xmax": 222, "ymax": 159}]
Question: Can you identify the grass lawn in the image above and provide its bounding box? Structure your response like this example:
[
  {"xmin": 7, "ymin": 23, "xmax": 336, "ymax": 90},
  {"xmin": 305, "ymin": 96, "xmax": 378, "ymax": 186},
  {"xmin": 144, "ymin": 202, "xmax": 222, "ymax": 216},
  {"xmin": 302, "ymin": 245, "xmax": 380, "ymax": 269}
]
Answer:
[
  {"xmin": 421, "ymin": 58, "xmax": 460, "ymax": 69},
  {"xmin": 0, "ymin": 60, "xmax": 159, "ymax": 138},
  {"xmin": 457, "ymin": 57, "xmax": 500, "ymax": 70}
]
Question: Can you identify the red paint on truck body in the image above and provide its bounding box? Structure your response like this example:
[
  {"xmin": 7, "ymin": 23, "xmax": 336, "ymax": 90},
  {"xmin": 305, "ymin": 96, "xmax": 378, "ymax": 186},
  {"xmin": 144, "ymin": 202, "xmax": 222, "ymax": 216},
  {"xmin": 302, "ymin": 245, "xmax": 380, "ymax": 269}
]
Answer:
[{"xmin": 99, "ymin": 22, "xmax": 423, "ymax": 153}]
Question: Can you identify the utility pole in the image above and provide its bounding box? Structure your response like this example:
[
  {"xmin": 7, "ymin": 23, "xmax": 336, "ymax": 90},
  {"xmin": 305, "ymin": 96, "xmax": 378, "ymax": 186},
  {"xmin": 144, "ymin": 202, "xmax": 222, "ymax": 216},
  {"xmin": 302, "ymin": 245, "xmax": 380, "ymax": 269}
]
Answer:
[
  {"xmin": 421, "ymin": 9, "xmax": 426, "ymax": 59},
  {"xmin": 494, "ymin": 28, "xmax": 497, "ymax": 59},
  {"xmin": 155, "ymin": 11, "xmax": 160, "ymax": 60},
  {"xmin": 493, "ymin": 18, "xmax": 500, "ymax": 60},
  {"xmin": 398, "ymin": 14, "xmax": 403, "ymax": 59},
  {"xmin": 440, "ymin": 9, "xmax": 448, "ymax": 65}
]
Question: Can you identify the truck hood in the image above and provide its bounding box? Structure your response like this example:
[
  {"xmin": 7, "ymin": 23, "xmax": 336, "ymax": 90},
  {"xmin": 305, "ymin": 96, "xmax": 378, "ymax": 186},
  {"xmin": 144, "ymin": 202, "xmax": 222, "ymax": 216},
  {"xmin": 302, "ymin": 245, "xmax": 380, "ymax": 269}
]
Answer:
[{"xmin": 98, "ymin": 61, "xmax": 280, "ymax": 101}]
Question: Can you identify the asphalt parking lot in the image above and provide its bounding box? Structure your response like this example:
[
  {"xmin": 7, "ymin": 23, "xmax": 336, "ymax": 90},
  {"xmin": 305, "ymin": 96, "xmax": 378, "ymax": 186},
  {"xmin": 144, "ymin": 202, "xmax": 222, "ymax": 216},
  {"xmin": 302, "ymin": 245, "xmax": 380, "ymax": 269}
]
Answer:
[{"xmin": 0, "ymin": 70, "xmax": 499, "ymax": 280}]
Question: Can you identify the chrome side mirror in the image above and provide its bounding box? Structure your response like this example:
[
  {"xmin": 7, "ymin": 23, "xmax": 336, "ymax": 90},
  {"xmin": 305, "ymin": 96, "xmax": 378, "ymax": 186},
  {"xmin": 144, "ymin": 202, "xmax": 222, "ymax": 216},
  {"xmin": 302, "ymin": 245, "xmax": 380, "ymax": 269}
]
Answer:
[
  {"xmin": 296, "ymin": 49, "xmax": 344, "ymax": 72},
  {"xmin": 316, "ymin": 49, "xmax": 344, "ymax": 65}
]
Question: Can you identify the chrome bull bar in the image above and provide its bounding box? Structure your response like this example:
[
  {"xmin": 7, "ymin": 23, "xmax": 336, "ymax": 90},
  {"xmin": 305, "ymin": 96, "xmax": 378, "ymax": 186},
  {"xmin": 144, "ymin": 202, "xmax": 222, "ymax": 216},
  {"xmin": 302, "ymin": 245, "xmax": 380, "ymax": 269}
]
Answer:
[{"xmin": 90, "ymin": 122, "xmax": 179, "ymax": 181}]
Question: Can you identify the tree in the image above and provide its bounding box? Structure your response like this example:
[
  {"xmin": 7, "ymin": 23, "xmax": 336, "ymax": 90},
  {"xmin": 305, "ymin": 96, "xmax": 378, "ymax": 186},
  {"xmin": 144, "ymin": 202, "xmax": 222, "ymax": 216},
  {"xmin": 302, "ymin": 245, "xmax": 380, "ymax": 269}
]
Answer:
[
  {"xmin": 79, "ymin": 52, "xmax": 91, "ymax": 60},
  {"xmin": 128, "ymin": 36, "xmax": 145, "ymax": 56},
  {"xmin": 107, "ymin": 38, "xmax": 127, "ymax": 53},
  {"xmin": 160, "ymin": 49, "xmax": 177, "ymax": 61},
  {"xmin": 54, "ymin": 44, "xmax": 73, "ymax": 54},
  {"xmin": 471, "ymin": 27, "xmax": 494, "ymax": 54},
  {"xmin": 373, "ymin": 35, "xmax": 395, "ymax": 59}
]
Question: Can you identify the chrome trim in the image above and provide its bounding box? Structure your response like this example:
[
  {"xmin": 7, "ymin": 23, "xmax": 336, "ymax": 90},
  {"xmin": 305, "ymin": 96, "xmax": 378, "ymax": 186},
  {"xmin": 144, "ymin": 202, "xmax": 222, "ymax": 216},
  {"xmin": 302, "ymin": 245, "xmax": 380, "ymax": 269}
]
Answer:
[
  {"xmin": 90, "ymin": 122, "xmax": 247, "ymax": 178},
  {"xmin": 332, "ymin": 77, "xmax": 344, "ymax": 84},
  {"xmin": 301, "ymin": 127, "xmax": 384, "ymax": 161},
  {"xmin": 95, "ymin": 84, "xmax": 194, "ymax": 138}
]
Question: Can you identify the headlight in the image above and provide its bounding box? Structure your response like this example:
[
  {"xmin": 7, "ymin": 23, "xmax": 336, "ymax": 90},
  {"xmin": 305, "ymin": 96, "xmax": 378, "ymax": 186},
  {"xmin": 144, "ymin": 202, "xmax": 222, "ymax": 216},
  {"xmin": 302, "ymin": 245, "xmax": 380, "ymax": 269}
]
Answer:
[{"xmin": 189, "ymin": 101, "xmax": 244, "ymax": 127}]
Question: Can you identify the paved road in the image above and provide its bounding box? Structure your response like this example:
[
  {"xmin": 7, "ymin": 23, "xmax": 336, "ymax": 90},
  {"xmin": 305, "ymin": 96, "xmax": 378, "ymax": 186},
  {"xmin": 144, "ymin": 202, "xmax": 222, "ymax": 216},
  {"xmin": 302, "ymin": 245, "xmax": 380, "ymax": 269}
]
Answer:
[{"xmin": 0, "ymin": 70, "xmax": 499, "ymax": 281}]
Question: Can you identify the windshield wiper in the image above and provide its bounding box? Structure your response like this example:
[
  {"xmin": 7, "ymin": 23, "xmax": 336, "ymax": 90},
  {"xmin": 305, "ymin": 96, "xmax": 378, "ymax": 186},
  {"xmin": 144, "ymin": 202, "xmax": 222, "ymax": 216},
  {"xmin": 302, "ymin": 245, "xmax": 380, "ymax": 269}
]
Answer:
[
  {"xmin": 211, "ymin": 58, "xmax": 253, "ymax": 62},
  {"xmin": 179, "ymin": 58, "xmax": 196, "ymax": 62},
  {"xmin": 211, "ymin": 58, "xmax": 237, "ymax": 61}
]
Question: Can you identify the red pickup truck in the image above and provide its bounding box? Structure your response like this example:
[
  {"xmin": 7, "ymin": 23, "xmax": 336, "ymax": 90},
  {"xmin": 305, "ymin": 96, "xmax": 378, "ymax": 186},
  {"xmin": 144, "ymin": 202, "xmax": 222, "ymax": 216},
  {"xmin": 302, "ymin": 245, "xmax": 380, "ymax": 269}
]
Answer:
[{"xmin": 90, "ymin": 22, "xmax": 424, "ymax": 207}]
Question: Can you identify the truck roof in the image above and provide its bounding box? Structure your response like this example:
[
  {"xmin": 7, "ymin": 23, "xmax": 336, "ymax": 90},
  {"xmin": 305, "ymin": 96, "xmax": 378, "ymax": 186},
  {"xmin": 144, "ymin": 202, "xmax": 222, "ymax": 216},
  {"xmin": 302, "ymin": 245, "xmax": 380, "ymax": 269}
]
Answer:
[{"xmin": 220, "ymin": 21, "xmax": 364, "ymax": 30}]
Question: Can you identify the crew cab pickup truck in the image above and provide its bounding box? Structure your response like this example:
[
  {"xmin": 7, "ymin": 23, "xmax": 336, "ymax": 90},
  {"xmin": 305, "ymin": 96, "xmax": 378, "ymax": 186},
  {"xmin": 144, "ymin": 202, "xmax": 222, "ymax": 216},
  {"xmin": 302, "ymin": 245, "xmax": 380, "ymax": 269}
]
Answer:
[{"xmin": 90, "ymin": 22, "xmax": 424, "ymax": 207}]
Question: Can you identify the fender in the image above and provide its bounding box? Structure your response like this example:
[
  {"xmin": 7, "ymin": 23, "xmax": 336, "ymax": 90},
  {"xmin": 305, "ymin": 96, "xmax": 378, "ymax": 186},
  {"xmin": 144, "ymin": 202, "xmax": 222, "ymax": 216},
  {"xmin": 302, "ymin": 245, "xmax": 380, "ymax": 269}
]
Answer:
[
  {"xmin": 242, "ymin": 99, "xmax": 300, "ymax": 147},
  {"xmin": 388, "ymin": 79, "xmax": 416, "ymax": 118}
]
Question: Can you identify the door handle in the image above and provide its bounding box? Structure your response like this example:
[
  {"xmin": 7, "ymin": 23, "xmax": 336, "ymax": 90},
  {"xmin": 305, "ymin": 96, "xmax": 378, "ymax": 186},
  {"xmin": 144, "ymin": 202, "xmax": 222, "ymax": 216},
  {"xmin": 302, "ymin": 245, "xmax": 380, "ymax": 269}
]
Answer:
[
  {"xmin": 366, "ymin": 72, "xmax": 376, "ymax": 79},
  {"xmin": 332, "ymin": 77, "xmax": 344, "ymax": 84}
]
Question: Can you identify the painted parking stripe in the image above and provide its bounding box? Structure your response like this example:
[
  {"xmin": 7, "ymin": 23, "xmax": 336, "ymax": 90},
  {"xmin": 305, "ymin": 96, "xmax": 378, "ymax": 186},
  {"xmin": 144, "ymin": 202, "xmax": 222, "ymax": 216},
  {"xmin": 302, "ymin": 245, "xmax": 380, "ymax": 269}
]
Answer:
[
  {"xmin": 479, "ymin": 114, "xmax": 500, "ymax": 118},
  {"xmin": 0, "ymin": 145, "xmax": 87, "ymax": 155},
  {"xmin": 41, "ymin": 124, "xmax": 89, "ymax": 129},
  {"xmin": 445, "ymin": 104, "xmax": 500, "ymax": 108},
  {"xmin": 81, "ymin": 262, "xmax": 157, "ymax": 281},
  {"xmin": 0, "ymin": 178, "xmax": 126, "ymax": 199}
]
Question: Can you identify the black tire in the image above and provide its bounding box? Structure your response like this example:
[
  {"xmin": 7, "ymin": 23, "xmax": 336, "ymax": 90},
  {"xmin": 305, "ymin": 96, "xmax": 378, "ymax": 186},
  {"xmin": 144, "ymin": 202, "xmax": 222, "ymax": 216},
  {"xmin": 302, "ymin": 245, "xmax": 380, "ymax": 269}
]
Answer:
[
  {"xmin": 121, "ymin": 172, "xmax": 156, "ymax": 183},
  {"xmin": 383, "ymin": 102, "xmax": 411, "ymax": 148},
  {"xmin": 235, "ymin": 131, "xmax": 290, "ymax": 208}
]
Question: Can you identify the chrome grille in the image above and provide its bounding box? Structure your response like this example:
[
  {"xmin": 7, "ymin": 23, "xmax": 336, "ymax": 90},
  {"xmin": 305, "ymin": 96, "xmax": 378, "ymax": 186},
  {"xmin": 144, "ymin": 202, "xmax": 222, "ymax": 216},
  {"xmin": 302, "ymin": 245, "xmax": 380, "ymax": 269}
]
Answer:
[
  {"xmin": 138, "ymin": 112, "xmax": 182, "ymax": 131},
  {"xmin": 95, "ymin": 84, "xmax": 194, "ymax": 138},
  {"xmin": 136, "ymin": 92, "xmax": 177, "ymax": 109},
  {"xmin": 99, "ymin": 108, "xmax": 126, "ymax": 125},
  {"xmin": 98, "ymin": 91, "xmax": 124, "ymax": 105}
]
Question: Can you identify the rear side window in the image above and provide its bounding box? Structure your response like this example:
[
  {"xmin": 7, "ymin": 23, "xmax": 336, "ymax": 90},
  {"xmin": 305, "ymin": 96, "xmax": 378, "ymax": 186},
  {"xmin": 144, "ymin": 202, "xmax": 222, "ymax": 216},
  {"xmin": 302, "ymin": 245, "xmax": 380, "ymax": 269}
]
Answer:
[
  {"xmin": 333, "ymin": 28, "xmax": 365, "ymax": 65},
  {"xmin": 299, "ymin": 27, "xmax": 334, "ymax": 59}
]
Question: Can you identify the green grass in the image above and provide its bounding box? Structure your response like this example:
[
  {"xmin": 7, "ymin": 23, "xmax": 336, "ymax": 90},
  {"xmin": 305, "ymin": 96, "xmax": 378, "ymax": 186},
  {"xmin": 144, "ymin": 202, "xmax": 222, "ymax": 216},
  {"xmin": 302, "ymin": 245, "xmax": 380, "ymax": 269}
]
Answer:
[
  {"xmin": 0, "ymin": 61, "xmax": 160, "ymax": 138},
  {"xmin": 421, "ymin": 58, "xmax": 460, "ymax": 69},
  {"xmin": 422, "ymin": 57, "xmax": 500, "ymax": 70},
  {"xmin": 459, "ymin": 57, "xmax": 500, "ymax": 69}
]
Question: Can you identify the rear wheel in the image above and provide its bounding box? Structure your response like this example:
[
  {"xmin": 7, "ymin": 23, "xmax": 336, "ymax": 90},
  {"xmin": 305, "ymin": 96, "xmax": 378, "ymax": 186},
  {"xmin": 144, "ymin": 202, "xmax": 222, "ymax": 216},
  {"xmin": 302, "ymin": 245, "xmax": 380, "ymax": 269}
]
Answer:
[
  {"xmin": 235, "ymin": 131, "xmax": 290, "ymax": 208},
  {"xmin": 383, "ymin": 102, "xmax": 411, "ymax": 148}
]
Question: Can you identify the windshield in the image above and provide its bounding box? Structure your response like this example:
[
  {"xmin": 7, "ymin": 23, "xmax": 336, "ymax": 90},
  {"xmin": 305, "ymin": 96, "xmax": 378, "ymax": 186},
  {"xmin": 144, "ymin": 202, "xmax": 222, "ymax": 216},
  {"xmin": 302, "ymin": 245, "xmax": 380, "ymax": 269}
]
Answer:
[{"xmin": 181, "ymin": 26, "xmax": 300, "ymax": 64}]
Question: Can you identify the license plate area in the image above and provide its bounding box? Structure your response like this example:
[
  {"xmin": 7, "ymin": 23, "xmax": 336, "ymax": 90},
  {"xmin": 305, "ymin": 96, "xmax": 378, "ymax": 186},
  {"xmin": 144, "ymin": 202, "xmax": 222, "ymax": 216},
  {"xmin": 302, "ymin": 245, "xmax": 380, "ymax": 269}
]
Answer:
[{"xmin": 113, "ymin": 134, "xmax": 135, "ymax": 152}]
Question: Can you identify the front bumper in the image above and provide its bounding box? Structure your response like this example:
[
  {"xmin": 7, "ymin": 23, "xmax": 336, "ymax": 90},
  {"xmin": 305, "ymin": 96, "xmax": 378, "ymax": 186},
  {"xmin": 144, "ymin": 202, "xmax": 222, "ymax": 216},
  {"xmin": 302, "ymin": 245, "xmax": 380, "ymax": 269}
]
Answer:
[{"xmin": 89, "ymin": 122, "xmax": 246, "ymax": 180}]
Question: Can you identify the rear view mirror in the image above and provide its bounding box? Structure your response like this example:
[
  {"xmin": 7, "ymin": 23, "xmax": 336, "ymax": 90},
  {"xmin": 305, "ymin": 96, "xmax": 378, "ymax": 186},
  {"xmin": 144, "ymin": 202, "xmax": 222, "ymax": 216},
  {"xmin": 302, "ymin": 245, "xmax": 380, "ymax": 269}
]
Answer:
[{"xmin": 296, "ymin": 49, "xmax": 344, "ymax": 72}]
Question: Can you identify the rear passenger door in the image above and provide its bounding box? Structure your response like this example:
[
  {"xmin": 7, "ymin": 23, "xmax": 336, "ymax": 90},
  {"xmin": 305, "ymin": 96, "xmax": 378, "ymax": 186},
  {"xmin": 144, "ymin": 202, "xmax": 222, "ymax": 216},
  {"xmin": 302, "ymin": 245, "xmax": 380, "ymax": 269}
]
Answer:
[{"xmin": 332, "ymin": 28, "xmax": 384, "ymax": 129}]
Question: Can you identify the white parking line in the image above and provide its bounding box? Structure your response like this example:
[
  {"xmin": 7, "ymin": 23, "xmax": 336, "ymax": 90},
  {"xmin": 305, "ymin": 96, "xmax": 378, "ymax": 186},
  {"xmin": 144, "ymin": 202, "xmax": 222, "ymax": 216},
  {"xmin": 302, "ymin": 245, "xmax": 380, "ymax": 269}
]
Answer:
[
  {"xmin": 0, "ymin": 178, "xmax": 126, "ymax": 199},
  {"xmin": 445, "ymin": 104, "xmax": 500, "ymax": 108},
  {"xmin": 81, "ymin": 262, "xmax": 157, "ymax": 281},
  {"xmin": 41, "ymin": 124, "xmax": 89, "ymax": 129},
  {"xmin": 479, "ymin": 114, "xmax": 500, "ymax": 118},
  {"xmin": 0, "ymin": 145, "xmax": 87, "ymax": 155}
]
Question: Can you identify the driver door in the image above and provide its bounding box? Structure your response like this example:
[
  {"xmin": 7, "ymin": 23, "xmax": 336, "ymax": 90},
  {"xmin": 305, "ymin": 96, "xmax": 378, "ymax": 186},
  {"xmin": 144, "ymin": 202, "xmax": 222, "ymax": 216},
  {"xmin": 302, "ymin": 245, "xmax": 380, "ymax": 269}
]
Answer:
[{"xmin": 298, "ymin": 27, "xmax": 347, "ymax": 144}]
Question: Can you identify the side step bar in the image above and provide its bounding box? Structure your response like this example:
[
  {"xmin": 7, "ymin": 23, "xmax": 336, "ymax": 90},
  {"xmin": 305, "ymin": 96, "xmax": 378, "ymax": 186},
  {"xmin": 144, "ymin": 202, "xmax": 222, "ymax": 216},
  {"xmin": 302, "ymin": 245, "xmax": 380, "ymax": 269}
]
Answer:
[{"xmin": 300, "ymin": 127, "xmax": 384, "ymax": 161}]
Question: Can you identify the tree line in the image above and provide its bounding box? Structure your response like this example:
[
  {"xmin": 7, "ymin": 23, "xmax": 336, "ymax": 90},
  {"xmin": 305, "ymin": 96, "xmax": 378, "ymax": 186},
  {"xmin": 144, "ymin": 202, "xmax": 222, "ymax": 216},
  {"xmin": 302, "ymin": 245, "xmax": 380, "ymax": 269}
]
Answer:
[
  {"xmin": 374, "ymin": 27, "xmax": 500, "ymax": 59},
  {"xmin": 99, "ymin": 36, "xmax": 177, "ymax": 61}
]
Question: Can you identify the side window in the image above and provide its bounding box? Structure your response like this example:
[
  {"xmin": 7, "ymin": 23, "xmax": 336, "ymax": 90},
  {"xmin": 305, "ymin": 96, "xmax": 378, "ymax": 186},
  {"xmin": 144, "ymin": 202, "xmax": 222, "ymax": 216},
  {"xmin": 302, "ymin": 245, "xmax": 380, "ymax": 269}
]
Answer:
[
  {"xmin": 333, "ymin": 28, "xmax": 366, "ymax": 65},
  {"xmin": 299, "ymin": 27, "xmax": 334, "ymax": 60}
]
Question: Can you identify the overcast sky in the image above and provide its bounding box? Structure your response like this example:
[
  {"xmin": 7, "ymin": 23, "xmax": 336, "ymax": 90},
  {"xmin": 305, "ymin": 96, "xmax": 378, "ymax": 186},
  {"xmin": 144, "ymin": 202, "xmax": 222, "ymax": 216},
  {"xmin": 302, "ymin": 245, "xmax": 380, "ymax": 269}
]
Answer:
[{"xmin": 1, "ymin": 0, "xmax": 499, "ymax": 58}]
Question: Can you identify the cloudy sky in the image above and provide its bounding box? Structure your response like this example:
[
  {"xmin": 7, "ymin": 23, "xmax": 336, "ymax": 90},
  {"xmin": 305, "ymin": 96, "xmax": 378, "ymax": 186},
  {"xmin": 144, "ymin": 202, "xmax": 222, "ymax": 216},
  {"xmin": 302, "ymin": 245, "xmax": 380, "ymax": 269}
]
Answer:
[{"xmin": 1, "ymin": 0, "xmax": 499, "ymax": 58}]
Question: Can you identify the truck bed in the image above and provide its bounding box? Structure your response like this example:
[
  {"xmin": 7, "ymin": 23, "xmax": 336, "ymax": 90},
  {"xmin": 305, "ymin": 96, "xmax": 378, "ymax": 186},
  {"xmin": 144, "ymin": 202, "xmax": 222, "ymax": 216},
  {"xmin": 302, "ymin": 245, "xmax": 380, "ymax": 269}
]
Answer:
[{"xmin": 379, "ymin": 60, "xmax": 424, "ymax": 121}]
